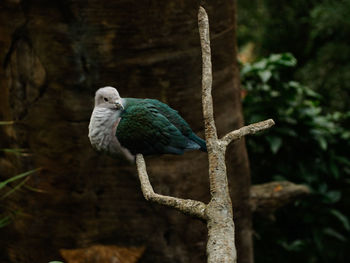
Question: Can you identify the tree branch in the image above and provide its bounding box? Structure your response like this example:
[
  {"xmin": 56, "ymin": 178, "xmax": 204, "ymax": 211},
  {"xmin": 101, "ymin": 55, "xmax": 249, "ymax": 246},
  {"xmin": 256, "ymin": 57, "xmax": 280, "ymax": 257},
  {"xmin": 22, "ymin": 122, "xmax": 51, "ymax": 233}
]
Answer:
[
  {"xmin": 135, "ymin": 154, "xmax": 207, "ymax": 220},
  {"xmin": 250, "ymin": 181, "xmax": 310, "ymax": 215},
  {"xmin": 199, "ymin": 6, "xmax": 237, "ymax": 263},
  {"xmin": 198, "ymin": 6, "xmax": 218, "ymax": 148},
  {"xmin": 220, "ymin": 119, "xmax": 275, "ymax": 147}
]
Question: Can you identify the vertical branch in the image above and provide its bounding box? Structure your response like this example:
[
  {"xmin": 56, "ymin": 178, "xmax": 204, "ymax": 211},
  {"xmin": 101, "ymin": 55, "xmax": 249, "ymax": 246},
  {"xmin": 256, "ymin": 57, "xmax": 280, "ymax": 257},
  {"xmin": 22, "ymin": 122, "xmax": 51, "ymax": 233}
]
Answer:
[
  {"xmin": 198, "ymin": 6, "xmax": 237, "ymax": 263},
  {"xmin": 198, "ymin": 6, "xmax": 228, "ymax": 203},
  {"xmin": 198, "ymin": 6, "xmax": 218, "ymax": 148},
  {"xmin": 198, "ymin": 6, "xmax": 231, "ymax": 208}
]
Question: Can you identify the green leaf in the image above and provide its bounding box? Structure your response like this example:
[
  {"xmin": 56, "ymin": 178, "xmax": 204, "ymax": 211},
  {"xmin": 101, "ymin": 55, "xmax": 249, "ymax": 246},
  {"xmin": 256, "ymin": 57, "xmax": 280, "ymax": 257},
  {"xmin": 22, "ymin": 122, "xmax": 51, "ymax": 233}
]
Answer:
[
  {"xmin": 0, "ymin": 168, "xmax": 40, "ymax": 190},
  {"xmin": 273, "ymin": 53, "xmax": 297, "ymax": 67},
  {"xmin": 323, "ymin": 228, "xmax": 347, "ymax": 242},
  {"xmin": 252, "ymin": 59, "xmax": 267, "ymax": 70},
  {"xmin": 304, "ymin": 87, "xmax": 321, "ymax": 98},
  {"xmin": 266, "ymin": 136, "xmax": 282, "ymax": 154},
  {"xmin": 330, "ymin": 209, "xmax": 350, "ymax": 231},
  {"xmin": 341, "ymin": 131, "xmax": 350, "ymax": 140},
  {"xmin": 1, "ymin": 176, "xmax": 31, "ymax": 199},
  {"xmin": 0, "ymin": 215, "xmax": 11, "ymax": 228},
  {"xmin": 258, "ymin": 70, "xmax": 272, "ymax": 83},
  {"xmin": 324, "ymin": 190, "xmax": 341, "ymax": 204},
  {"xmin": 316, "ymin": 136, "xmax": 328, "ymax": 150},
  {"xmin": 280, "ymin": 239, "xmax": 306, "ymax": 252},
  {"xmin": 334, "ymin": 156, "xmax": 350, "ymax": 167}
]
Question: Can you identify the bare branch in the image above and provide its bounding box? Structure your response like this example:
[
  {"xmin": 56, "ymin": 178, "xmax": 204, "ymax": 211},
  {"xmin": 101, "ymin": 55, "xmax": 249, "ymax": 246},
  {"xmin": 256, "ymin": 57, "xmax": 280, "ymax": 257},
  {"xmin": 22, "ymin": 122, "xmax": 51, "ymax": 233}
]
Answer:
[
  {"xmin": 220, "ymin": 119, "xmax": 275, "ymax": 147},
  {"xmin": 250, "ymin": 181, "xmax": 310, "ymax": 215},
  {"xmin": 135, "ymin": 154, "xmax": 207, "ymax": 220},
  {"xmin": 198, "ymin": 7, "xmax": 237, "ymax": 263},
  {"xmin": 198, "ymin": 6, "xmax": 218, "ymax": 147}
]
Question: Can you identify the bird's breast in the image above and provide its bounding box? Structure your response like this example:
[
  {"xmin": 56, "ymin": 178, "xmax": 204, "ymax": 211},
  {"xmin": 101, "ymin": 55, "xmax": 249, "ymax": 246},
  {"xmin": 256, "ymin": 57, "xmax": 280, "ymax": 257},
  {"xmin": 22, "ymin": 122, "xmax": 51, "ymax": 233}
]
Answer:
[{"xmin": 88, "ymin": 108, "xmax": 121, "ymax": 152}]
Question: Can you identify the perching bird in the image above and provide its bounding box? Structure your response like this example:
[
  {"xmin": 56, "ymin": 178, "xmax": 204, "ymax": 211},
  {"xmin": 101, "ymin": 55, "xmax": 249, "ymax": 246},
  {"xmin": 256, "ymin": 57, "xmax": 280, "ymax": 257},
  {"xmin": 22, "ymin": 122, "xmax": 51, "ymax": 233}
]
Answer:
[{"xmin": 88, "ymin": 86, "xmax": 207, "ymax": 159}]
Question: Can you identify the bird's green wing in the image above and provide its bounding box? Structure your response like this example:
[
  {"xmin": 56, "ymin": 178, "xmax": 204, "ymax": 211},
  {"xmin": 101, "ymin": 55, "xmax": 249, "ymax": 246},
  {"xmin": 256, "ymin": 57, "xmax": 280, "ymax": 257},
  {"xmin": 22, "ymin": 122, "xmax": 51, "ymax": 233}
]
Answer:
[
  {"xmin": 143, "ymin": 99, "xmax": 193, "ymax": 136},
  {"xmin": 116, "ymin": 102, "xmax": 190, "ymax": 155},
  {"xmin": 144, "ymin": 99, "xmax": 206, "ymax": 151}
]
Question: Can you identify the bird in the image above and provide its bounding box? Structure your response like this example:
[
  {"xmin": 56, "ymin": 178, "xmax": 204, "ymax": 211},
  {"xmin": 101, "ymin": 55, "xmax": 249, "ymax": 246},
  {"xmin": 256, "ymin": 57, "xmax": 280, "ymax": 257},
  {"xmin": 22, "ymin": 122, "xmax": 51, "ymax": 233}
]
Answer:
[{"xmin": 88, "ymin": 86, "xmax": 207, "ymax": 159}]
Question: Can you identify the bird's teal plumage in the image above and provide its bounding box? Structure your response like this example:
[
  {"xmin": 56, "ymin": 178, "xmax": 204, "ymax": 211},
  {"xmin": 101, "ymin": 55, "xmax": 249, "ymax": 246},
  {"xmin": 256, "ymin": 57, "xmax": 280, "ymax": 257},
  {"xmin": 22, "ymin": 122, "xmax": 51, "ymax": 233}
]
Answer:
[
  {"xmin": 88, "ymin": 87, "xmax": 206, "ymax": 158},
  {"xmin": 116, "ymin": 98, "xmax": 207, "ymax": 155}
]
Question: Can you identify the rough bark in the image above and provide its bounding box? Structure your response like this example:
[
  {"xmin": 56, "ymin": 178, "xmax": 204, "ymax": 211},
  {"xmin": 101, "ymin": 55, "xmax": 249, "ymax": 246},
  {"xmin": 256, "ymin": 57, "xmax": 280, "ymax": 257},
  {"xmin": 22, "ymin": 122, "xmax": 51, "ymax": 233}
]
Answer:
[
  {"xmin": 0, "ymin": 1, "xmax": 251, "ymax": 262},
  {"xmin": 135, "ymin": 154, "xmax": 207, "ymax": 221},
  {"xmin": 198, "ymin": 9, "xmax": 237, "ymax": 261}
]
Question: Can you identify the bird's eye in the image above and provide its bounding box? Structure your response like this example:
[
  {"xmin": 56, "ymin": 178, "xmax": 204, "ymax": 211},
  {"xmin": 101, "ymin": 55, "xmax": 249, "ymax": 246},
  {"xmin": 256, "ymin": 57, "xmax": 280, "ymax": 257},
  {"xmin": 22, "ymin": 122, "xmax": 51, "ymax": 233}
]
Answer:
[{"xmin": 104, "ymin": 98, "xmax": 108, "ymax": 102}]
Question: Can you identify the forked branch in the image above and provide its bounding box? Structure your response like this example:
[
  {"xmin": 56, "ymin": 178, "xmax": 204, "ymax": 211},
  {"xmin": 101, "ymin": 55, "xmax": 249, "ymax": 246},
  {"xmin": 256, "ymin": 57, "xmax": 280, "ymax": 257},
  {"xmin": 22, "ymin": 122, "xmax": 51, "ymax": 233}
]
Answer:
[
  {"xmin": 135, "ymin": 6, "xmax": 275, "ymax": 263},
  {"xmin": 220, "ymin": 119, "xmax": 275, "ymax": 147},
  {"xmin": 135, "ymin": 154, "xmax": 207, "ymax": 220}
]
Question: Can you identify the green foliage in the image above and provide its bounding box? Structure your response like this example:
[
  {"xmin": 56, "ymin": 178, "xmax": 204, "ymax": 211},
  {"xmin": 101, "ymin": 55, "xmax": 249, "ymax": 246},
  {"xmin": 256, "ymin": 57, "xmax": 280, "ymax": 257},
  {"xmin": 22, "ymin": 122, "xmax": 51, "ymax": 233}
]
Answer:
[
  {"xmin": 238, "ymin": 0, "xmax": 350, "ymax": 112},
  {"xmin": 0, "ymin": 169, "xmax": 40, "ymax": 199},
  {"xmin": 0, "ymin": 121, "xmax": 40, "ymax": 228},
  {"xmin": 0, "ymin": 215, "xmax": 12, "ymax": 228},
  {"xmin": 241, "ymin": 53, "xmax": 350, "ymax": 263},
  {"xmin": 299, "ymin": 0, "xmax": 350, "ymax": 112},
  {"xmin": 0, "ymin": 169, "xmax": 39, "ymax": 228}
]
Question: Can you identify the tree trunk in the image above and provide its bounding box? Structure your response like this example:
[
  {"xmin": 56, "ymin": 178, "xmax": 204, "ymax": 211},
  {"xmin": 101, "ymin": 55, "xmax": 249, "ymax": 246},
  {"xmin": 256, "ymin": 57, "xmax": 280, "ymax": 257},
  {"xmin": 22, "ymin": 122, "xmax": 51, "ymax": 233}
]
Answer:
[{"xmin": 0, "ymin": 1, "xmax": 252, "ymax": 262}]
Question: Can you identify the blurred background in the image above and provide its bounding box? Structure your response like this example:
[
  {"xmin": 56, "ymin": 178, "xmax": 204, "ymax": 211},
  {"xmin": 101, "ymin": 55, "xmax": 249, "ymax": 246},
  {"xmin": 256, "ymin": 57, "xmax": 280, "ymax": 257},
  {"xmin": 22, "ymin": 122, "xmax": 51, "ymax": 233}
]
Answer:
[
  {"xmin": 0, "ymin": 0, "xmax": 349, "ymax": 263},
  {"xmin": 238, "ymin": 1, "xmax": 350, "ymax": 262}
]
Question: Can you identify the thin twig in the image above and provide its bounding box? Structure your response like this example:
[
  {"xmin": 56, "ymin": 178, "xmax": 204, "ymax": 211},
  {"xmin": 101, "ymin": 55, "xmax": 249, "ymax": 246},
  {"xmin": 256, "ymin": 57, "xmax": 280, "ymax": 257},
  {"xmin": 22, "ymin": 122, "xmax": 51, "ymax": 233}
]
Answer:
[
  {"xmin": 135, "ymin": 154, "xmax": 207, "ymax": 220},
  {"xmin": 220, "ymin": 119, "xmax": 275, "ymax": 147}
]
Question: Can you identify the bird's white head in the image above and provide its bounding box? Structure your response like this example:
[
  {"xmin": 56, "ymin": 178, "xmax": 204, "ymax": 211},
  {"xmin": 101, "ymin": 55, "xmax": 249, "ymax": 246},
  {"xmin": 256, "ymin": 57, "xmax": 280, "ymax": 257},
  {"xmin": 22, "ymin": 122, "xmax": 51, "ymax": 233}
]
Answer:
[{"xmin": 94, "ymin": 86, "xmax": 124, "ymax": 110}]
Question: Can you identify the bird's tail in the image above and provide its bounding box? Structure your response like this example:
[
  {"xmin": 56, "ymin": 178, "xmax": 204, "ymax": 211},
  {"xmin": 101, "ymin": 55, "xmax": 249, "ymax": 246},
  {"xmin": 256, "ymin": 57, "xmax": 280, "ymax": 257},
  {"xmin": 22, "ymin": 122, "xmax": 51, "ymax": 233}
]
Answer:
[{"xmin": 188, "ymin": 133, "xmax": 207, "ymax": 152}]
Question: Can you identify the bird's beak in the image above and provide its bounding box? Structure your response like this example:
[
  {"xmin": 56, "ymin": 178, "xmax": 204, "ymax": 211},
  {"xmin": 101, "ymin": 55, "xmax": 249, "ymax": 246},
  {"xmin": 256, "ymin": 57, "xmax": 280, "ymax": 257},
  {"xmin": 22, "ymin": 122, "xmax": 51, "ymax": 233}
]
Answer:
[{"xmin": 115, "ymin": 102, "xmax": 124, "ymax": 110}]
